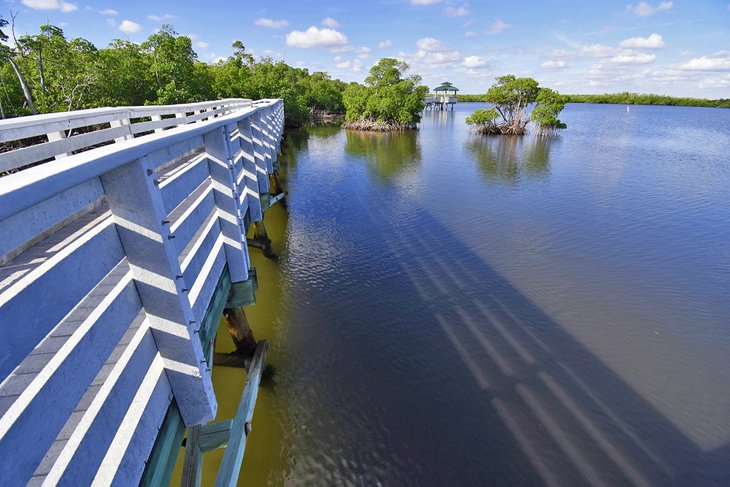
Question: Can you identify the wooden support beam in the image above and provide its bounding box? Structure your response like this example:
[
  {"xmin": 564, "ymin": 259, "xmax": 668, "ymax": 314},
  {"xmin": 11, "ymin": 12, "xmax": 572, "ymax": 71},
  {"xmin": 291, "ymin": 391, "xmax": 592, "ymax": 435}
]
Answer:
[
  {"xmin": 214, "ymin": 340, "xmax": 268, "ymax": 487},
  {"xmin": 222, "ymin": 307, "xmax": 257, "ymax": 359},
  {"xmin": 180, "ymin": 340, "xmax": 268, "ymax": 487}
]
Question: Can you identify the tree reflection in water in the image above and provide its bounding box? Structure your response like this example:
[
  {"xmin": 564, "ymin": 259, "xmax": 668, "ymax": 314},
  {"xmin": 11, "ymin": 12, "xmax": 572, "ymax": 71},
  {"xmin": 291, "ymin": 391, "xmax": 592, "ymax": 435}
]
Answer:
[
  {"xmin": 344, "ymin": 130, "xmax": 421, "ymax": 182},
  {"xmin": 466, "ymin": 135, "xmax": 554, "ymax": 184}
]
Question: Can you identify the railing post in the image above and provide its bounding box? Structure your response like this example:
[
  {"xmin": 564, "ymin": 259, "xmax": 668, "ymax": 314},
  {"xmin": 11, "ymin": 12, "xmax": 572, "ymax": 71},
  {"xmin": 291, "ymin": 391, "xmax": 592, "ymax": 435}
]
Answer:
[
  {"xmin": 100, "ymin": 157, "xmax": 217, "ymax": 427},
  {"xmin": 237, "ymin": 118, "xmax": 263, "ymax": 223},
  {"xmin": 150, "ymin": 114, "xmax": 165, "ymax": 133},
  {"xmin": 110, "ymin": 117, "xmax": 134, "ymax": 142},
  {"xmin": 203, "ymin": 125, "xmax": 249, "ymax": 283},
  {"xmin": 249, "ymin": 113, "xmax": 271, "ymax": 198},
  {"xmin": 46, "ymin": 130, "xmax": 71, "ymax": 158}
]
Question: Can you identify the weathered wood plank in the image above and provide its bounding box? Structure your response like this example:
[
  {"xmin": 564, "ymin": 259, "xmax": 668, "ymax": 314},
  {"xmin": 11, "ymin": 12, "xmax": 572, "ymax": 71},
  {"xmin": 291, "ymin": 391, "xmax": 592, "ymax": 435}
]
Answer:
[{"xmin": 214, "ymin": 340, "xmax": 268, "ymax": 487}]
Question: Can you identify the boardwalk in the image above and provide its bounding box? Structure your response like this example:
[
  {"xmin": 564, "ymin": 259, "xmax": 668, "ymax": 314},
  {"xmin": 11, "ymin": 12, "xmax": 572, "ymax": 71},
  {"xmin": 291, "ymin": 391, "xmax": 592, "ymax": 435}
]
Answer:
[{"xmin": 0, "ymin": 98, "xmax": 284, "ymax": 486}]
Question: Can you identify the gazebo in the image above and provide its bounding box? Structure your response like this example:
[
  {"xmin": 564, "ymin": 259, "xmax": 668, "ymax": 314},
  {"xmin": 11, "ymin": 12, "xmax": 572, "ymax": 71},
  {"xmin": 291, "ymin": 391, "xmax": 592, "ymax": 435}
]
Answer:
[
  {"xmin": 433, "ymin": 81, "xmax": 460, "ymax": 97},
  {"xmin": 431, "ymin": 82, "xmax": 459, "ymax": 111}
]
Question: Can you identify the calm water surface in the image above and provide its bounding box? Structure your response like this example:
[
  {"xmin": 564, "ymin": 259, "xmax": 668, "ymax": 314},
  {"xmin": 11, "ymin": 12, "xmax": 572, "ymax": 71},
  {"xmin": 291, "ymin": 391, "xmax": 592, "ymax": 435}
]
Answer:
[{"xmin": 193, "ymin": 103, "xmax": 730, "ymax": 485}]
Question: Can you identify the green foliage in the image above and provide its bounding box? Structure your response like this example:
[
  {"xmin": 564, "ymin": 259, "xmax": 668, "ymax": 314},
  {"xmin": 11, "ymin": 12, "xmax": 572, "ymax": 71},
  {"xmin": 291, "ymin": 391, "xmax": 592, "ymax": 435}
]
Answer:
[
  {"xmin": 342, "ymin": 57, "xmax": 427, "ymax": 129},
  {"xmin": 468, "ymin": 75, "xmax": 567, "ymax": 136},
  {"xmin": 485, "ymin": 75, "xmax": 539, "ymax": 130},
  {"xmin": 567, "ymin": 92, "xmax": 730, "ymax": 109},
  {"xmin": 531, "ymin": 88, "xmax": 568, "ymax": 135},
  {"xmin": 466, "ymin": 108, "xmax": 498, "ymax": 125},
  {"xmin": 0, "ymin": 19, "xmax": 347, "ymax": 125}
]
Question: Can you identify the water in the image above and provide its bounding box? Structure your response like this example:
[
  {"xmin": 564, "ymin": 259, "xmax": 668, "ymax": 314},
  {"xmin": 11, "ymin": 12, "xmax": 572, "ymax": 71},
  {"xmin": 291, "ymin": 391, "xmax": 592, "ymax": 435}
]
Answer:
[{"xmin": 195, "ymin": 103, "xmax": 730, "ymax": 485}]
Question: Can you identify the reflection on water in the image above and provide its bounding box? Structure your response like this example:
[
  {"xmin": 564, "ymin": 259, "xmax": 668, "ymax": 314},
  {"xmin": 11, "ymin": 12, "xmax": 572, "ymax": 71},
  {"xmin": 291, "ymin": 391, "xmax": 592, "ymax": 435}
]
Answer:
[
  {"xmin": 466, "ymin": 135, "xmax": 552, "ymax": 183},
  {"xmin": 344, "ymin": 130, "xmax": 421, "ymax": 181},
  {"xmin": 189, "ymin": 104, "xmax": 730, "ymax": 486}
]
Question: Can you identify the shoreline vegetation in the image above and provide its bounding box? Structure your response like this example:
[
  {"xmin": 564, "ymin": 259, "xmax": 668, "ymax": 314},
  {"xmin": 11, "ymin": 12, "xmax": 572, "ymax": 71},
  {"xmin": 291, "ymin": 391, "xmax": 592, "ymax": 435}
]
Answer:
[
  {"xmin": 458, "ymin": 92, "xmax": 730, "ymax": 109},
  {"xmin": 342, "ymin": 58, "xmax": 427, "ymax": 132}
]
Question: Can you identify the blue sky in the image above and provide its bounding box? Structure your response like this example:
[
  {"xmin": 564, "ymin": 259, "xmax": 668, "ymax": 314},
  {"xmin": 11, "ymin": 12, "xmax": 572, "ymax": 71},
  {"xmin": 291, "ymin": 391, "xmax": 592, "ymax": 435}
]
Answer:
[{"xmin": 5, "ymin": 0, "xmax": 730, "ymax": 97}]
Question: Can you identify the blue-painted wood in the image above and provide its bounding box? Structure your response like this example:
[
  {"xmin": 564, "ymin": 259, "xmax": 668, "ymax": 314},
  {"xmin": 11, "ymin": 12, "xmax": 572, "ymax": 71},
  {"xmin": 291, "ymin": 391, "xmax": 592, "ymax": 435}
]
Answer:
[
  {"xmin": 160, "ymin": 156, "xmax": 209, "ymax": 216},
  {"xmin": 56, "ymin": 329, "xmax": 160, "ymax": 486},
  {"xmin": 191, "ymin": 251, "xmax": 226, "ymax": 322},
  {"xmin": 0, "ymin": 279, "xmax": 141, "ymax": 484},
  {"xmin": 204, "ymin": 125, "xmax": 249, "ymax": 283},
  {"xmin": 109, "ymin": 368, "xmax": 172, "ymax": 487},
  {"xmin": 139, "ymin": 401, "xmax": 185, "ymax": 487},
  {"xmin": 0, "ymin": 99, "xmax": 284, "ymax": 487},
  {"xmin": 170, "ymin": 187, "xmax": 216, "ymax": 257},
  {"xmin": 0, "ymin": 178, "xmax": 103, "ymax": 262},
  {"xmin": 0, "ymin": 220, "xmax": 124, "ymax": 382}
]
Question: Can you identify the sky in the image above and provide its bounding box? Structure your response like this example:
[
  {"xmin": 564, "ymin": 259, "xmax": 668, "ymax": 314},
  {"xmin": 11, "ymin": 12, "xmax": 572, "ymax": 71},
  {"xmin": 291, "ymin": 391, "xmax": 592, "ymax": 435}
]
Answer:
[{"xmin": 4, "ymin": 0, "xmax": 730, "ymax": 98}]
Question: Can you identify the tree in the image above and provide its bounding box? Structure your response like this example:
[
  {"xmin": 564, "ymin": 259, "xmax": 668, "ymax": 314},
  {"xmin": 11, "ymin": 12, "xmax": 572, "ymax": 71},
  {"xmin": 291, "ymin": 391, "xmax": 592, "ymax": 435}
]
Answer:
[
  {"xmin": 467, "ymin": 75, "xmax": 567, "ymax": 136},
  {"xmin": 342, "ymin": 58, "xmax": 427, "ymax": 131},
  {"xmin": 0, "ymin": 14, "xmax": 36, "ymax": 115},
  {"xmin": 530, "ymin": 88, "xmax": 567, "ymax": 136},
  {"xmin": 484, "ymin": 75, "xmax": 539, "ymax": 134}
]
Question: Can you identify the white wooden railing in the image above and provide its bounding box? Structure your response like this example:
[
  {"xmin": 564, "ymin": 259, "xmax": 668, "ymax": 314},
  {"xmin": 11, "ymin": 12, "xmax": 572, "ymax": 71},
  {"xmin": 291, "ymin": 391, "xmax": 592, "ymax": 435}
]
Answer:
[{"xmin": 0, "ymin": 98, "xmax": 284, "ymax": 486}]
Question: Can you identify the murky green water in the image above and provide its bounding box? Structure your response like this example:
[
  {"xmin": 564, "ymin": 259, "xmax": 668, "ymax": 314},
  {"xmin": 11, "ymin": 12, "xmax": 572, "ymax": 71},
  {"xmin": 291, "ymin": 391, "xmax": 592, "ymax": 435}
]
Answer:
[{"xmin": 184, "ymin": 103, "xmax": 730, "ymax": 485}]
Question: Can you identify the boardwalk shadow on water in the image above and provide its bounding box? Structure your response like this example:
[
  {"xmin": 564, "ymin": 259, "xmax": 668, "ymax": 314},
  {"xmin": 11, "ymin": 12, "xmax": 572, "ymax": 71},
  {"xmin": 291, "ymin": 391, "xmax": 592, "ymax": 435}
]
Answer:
[{"xmin": 356, "ymin": 202, "xmax": 730, "ymax": 486}]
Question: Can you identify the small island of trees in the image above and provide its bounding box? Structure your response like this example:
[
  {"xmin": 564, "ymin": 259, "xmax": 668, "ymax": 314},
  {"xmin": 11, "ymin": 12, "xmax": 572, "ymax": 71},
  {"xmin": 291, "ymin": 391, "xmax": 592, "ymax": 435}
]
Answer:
[
  {"xmin": 342, "ymin": 58, "xmax": 428, "ymax": 132},
  {"xmin": 466, "ymin": 75, "xmax": 568, "ymax": 137}
]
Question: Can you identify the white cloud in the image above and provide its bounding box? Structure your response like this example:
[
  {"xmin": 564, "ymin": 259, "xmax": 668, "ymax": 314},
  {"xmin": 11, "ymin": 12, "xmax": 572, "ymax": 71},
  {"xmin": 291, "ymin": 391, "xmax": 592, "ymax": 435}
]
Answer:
[
  {"xmin": 699, "ymin": 76, "xmax": 730, "ymax": 89},
  {"xmin": 411, "ymin": 0, "xmax": 442, "ymax": 4},
  {"xmin": 679, "ymin": 52, "xmax": 730, "ymax": 71},
  {"xmin": 106, "ymin": 18, "xmax": 115, "ymax": 27},
  {"xmin": 465, "ymin": 31, "xmax": 476, "ymax": 38},
  {"xmin": 463, "ymin": 55, "xmax": 488, "ymax": 68},
  {"xmin": 619, "ymin": 33, "xmax": 665, "ymax": 49},
  {"xmin": 414, "ymin": 37, "xmax": 461, "ymax": 64},
  {"xmin": 379, "ymin": 40, "xmax": 392, "ymax": 49},
  {"xmin": 416, "ymin": 37, "xmax": 448, "ymax": 51},
  {"xmin": 541, "ymin": 60, "xmax": 568, "ymax": 70},
  {"xmin": 147, "ymin": 13, "xmax": 176, "ymax": 21},
  {"xmin": 486, "ymin": 19, "xmax": 511, "ymax": 36},
  {"xmin": 610, "ymin": 51, "xmax": 656, "ymax": 64},
  {"xmin": 119, "ymin": 20, "xmax": 142, "ymax": 34},
  {"xmin": 22, "ymin": 0, "xmax": 77, "ymax": 12},
  {"xmin": 679, "ymin": 49, "xmax": 693, "ymax": 56},
  {"xmin": 195, "ymin": 41, "xmax": 209, "ymax": 49},
  {"xmin": 255, "ymin": 18, "xmax": 289, "ymax": 29},
  {"xmin": 357, "ymin": 52, "xmax": 370, "ymax": 60},
  {"xmin": 336, "ymin": 60, "xmax": 351, "ymax": 69},
  {"xmin": 626, "ymin": 1, "xmax": 673, "ymax": 17},
  {"xmin": 321, "ymin": 17, "xmax": 340, "ymax": 28},
  {"xmin": 286, "ymin": 26, "xmax": 348, "ymax": 49},
  {"xmin": 98, "ymin": 8, "xmax": 117, "ymax": 15},
  {"xmin": 580, "ymin": 44, "xmax": 619, "ymax": 57},
  {"xmin": 444, "ymin": 6, "xmax": 469, "ymax": 17}
]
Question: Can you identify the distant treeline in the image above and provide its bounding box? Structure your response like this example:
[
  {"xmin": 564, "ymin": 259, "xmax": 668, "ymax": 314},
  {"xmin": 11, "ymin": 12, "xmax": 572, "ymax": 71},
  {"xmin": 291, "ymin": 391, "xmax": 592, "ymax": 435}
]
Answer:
[{"xmin": 457, "ymin": 92, "xmax": 729, "ymax": 108}]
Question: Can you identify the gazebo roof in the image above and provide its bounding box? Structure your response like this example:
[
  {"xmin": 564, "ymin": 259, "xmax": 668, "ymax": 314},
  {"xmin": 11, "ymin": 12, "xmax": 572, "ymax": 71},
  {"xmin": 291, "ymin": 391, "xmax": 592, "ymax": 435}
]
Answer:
[{"xmin": 434, "ymin": 82, "xmax": 459, "ymax": 92}]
